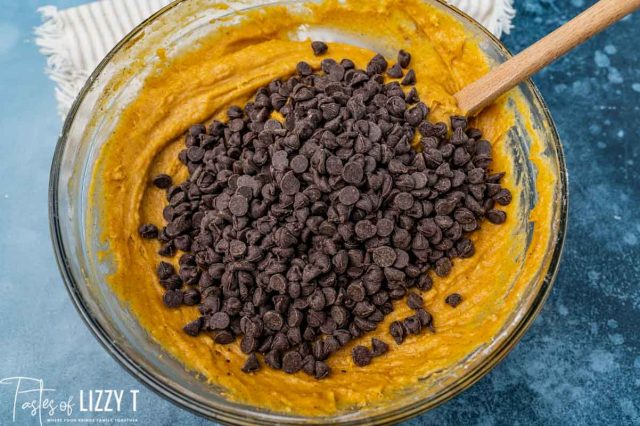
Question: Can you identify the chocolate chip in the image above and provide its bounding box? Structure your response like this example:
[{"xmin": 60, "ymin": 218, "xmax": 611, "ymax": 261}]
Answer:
[
  {"xmin": 486, "ymin": 209, "xmax": 507, "ymax": 224},
  {"xmin": 342, "ymin": 162, "xmax": 364, "ymax": 184},
  {"xmin": 229, "ymin": 240, "xmax": 247, "ymax": 258},
  {"xmin": 347, "ymin": 95, "xmax": 366, "ymax": 120},
  {"xmin": 457, "ymin": 238, "xmax": 475, "ymax": 258},
  {"xmin": 353, "ymin": 300, "xmax": 376, "ymax": 317},
  {"xmin": 338, "ymin": 185, "xmax": 360, "ymax": 205},
  {"xmin": 152, "ymin": 174, "xmax": 172, "ymax": 189},
  {"xmin": 352, "ymin": 345, "xmax": 373, "ymax": 366},
  {"xmin": 341, "ymin": 58, "xmax": 355, "ymax": 69},
  {"xmin": 139, "ymin": 223, "xmax": 158, "ymax": 239},
  {"xmin": 272, "ymin": 150, "xmax": 289, "ymax": 171},
  {"xmin": 435, "ymin": 257, "xmax": 452, "ymax": 277},
  {"xmin": 367, "ymin": 53, "xmax": 388, "ymax": 75},
  {"xmin": 174, "ymin": 235, "xmax": 191, "ymax": 251},
  {"xmin": 387, "ymin": 63, "xmax": 403, "ymax": 78},
  {"xmin": 386, "ymin": 96, "xmax": 406, "ymax": 116},
  {"xmin": 163, "ymin": 290, "xmax": 182, "ymax": 308},
  {"xmin": 282, "ymin": 351, "xmax": 303, "ymax": 373},
  {"xmin": 280, "ymin": 171, "xmax": 300, "ymax": 196},
  {"xmin": 355, "ymin": 220, "xmax": 377, "ymax": 240},
  {"xmin": 160, "ymin": 274, "xmax": 183, "ymax": 290},
  {"xmin": 210, "ymin": 312, "xmax": 230, "ymax": 330},
  {"xmin": 290, "ymin": 155, "xmax": 309, "ymax": 173},
  {"xmin": 265, "ymin": 350, "xmax": 282, "ymax": 369},
  {"xmin": 401, "ymin": 69, "xmax": 416, "ymax": 86},
  {"xmin": 229, "ymin": 195, "xmax": 249, "ymax": 216},
  {"xmin": 376, "ymin": 218, "xmax": 395, "ymax": 237},
  {"xmin": 297, "ymin": 61, "xmax": 313, "ymax": 76},
  {"xmin": 445, "ymin": 293, "xmax": 463, "ymax": 307},
  {"xmin": 310, "ymin": 339, "xmax": 325, "ymax": 360},
  {"xmin": 271, "ymin": 332, "xmax": 289, "ymax": 351},
  {"xmin": 407, "ymin": 292, "xmax": 423, "ymax": 310},
  {"xmin": 242, "ymin": 353, "xmax": 260, "ymax": 373},
  {"xmin": 394, "ymin": 193, "xmax": 414, "ymax": 210},
  {"xmin": 315, "ymin": 361, "xmax": 330, "ymax": 379},
  {"xmin": 156, "ymin": 261, "xmax": 175, "ymax": 280},
  {"xmin": 330, "ymin": 305, "xmax": 349, "ymax": 327},
  {"xmin": 187, "ymin": 146, "xmax": 205, "ymax": 162},
  {"xmin": 451, "ymin": 115, "xmax": 467, "ymax": 130},
  {"xmin": 398, "ymin": 50, "xmax": 411, "ymax": 68},
  {"xmin": 371, "ymin": 338, "xmax": 389, "ymax": 356},
  {"xmin": 263, "ymin": 311, "xmax": 284, "ymax": 331},
  {"xmin": 183, "ymin": 318, "xmax": 202, "ymax": 336},
  {"xmin": 390, "ymin": 320, "xmax": 405, "ymax": 344},
  {"xmin": 183, "ymin": 288, "xmax": 200, "ymax": 306},
  {"xmin": 311, "ymin": 41, "xmax": 328, "ymax": 56},
  {"xmin": 487, "ymin": 172, "xmax": 505, "ymax": 183},
  {"xmin": 403, "ymin": 315, "xmax": 421, "ymax": 334},
  {"xmin": 325, "ymin": 156, "xmax": 343, "ymax": 176},
  {"xmin": 373, "ymin": 246, "xmax": 397, "ymax": 267},
  {"xmin": 212, "ymin": 331, "xmax": 233, "ymax": 345},
  {"xmin": 309, "ymin": 289, "xmax": 327, "ymax": 311},
  {"xmin": 241, "ymin": 335, "xmax": 258, "ymax": 354},
  {"xmin": 346, "ymin": 281, "xmax": 366, "ymax": 302},
  {"xmin": 416, "ymin": 308, "xmax": 432, "ymax": 326},
  {"xmin": 416, "ymin": 273, "xmax": 433, "ymax": 291},
  {"xmin": 434, "ymin": 197, "xmax": 457, "ymax": 216},
  {"xmin": 297, "ymin": 355, "xmax": 313, "ymax": 375},
  {"xmin": 494, "ymin": 188, "xmax": 513, "ymax": 205},
  {"xmin": 331, "ymin": 330, "xmax": 349, "ymax": 347}
]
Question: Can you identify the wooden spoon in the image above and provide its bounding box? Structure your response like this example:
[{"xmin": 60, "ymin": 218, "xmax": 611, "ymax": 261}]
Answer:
[{"xmin": 454, "ymin": 0, "xmax": 640, "ymax": 116}]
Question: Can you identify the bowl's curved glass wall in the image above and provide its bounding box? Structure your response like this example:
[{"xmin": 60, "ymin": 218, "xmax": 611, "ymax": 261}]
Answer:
[{"xmin": 50, "ymin": 0, "xmax": 567, "ymax": 424}]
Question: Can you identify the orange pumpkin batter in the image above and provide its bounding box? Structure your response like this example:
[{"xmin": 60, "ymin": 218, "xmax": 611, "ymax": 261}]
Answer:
[{"xmin": 91, "ymin": 0, "xmax": 559, "ymax": 416}]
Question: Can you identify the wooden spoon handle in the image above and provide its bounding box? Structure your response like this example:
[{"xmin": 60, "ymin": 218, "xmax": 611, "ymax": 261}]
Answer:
[{"xmin": 454, "ymin": 0, "xmax": 640, "ymax": 115}]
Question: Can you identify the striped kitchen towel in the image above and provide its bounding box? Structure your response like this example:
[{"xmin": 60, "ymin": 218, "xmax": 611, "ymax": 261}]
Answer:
[{"xmin": 35, "ymin": 0, "xmax": 515, "ymax": 118}]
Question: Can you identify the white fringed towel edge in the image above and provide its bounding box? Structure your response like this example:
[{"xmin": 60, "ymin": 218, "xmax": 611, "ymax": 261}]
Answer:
[{"xmin": 35, "ymin": 0, "xmax": 515, "ymax": 119}]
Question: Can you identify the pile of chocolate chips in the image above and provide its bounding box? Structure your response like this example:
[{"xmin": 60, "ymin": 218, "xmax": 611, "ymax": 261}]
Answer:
[{"xmin": 139, "ymin": 42, "xmax": 512, "ymax": 378}]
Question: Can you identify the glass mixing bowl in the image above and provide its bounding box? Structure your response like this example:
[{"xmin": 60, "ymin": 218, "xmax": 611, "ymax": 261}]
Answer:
[{"xmin": 49, "ymin": 0, "xmax": 568, "ymax": 423}]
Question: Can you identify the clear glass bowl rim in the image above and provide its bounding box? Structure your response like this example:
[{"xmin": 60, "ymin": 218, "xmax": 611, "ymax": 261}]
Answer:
[{"xmin": 49, "ymin": 0, "xmax": 569, "ymax": 424}]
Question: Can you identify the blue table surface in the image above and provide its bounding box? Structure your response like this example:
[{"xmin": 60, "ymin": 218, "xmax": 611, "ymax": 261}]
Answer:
[{"xmin": 1, "ymin": 0, "xmax": 639, "ymax": 425}]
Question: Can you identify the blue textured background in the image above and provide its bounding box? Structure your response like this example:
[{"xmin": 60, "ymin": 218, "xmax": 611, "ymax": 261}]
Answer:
[{"xmin": 1, "ymin": 0, "xmax": 639, "ymax": 424}]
